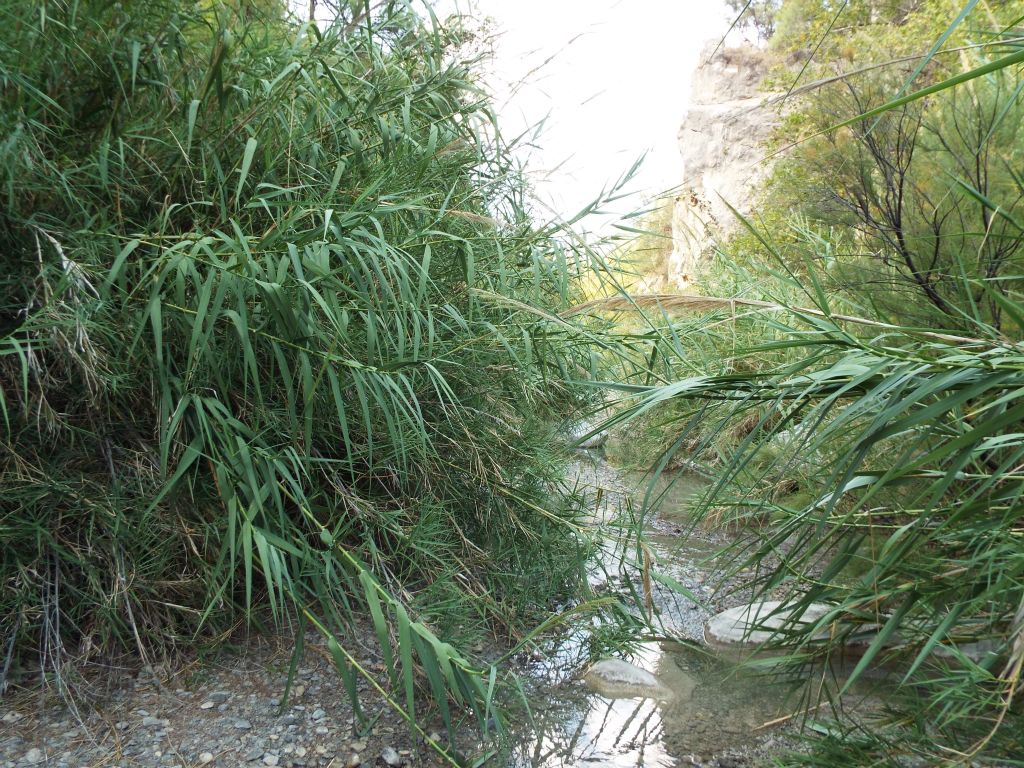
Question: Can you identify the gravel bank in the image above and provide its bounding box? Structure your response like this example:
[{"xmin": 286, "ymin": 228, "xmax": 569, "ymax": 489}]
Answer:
[{"xmin": 1, "ymin": 632, "xmax": 455, "ymax": 768}]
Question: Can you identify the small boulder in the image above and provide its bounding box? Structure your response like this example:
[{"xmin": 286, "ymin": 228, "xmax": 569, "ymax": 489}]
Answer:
[
  {"xmin": 582, "ymin": 659, "xmax": 673, "ymax": 700},
  {"xmin": 933, "ymin": 639, "xmax": 1001, "ymax": 665},
  {"xmin": 705, "ymin": 600, "xmax": 832, "ymax": 649},
  {"xmin": 569, "ymin": 421, "xmax": 607, "ymax": 449}
]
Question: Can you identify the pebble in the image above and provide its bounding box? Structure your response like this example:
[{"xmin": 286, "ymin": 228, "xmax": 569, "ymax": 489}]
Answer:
[
  {"xmin": 234, "ymin": 718, "xmax": 253, "ymax": 730},
  {"xmin": 200, "ymin": 701, "xmax": 216, "ymax": 710},
  {"xmin": 141, "ymin": 716, "xmax": 165, "ymax": 727},
  {"xmin": 311, "ymin": 708, "xmax": 326, "ymax": 721},
  {"xmin": 208, "ymin": 691, "xmax": 231, "ymax": 703},
  {"xmin": 346, "ymin": 753, "xmax": 361, "ymax": 767},
  {"xmin": 314, "ymin": 725, "xmax": 328, "ymax": 735},
  {"xmin": 2, "ymin": 711, "xmax": 21, "ymax": 724},
  {"xmin": 262, "ymin": 754, "xmax": 279, "ymax": 766},
  {"xmin": 380, "ymin": 746, "xmax": 402, "ymax": 767},
  {"xmin": 199, "ymin": 753, "xmax": 214, "ymax": 765},
  {"xmin": 22, "ymin": 748, "xmax": 43, "ymax": 765}
]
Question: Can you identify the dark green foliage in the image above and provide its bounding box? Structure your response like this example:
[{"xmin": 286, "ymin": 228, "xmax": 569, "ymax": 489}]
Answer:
[{"xmin": 0, "ymin": 0, "xmax": 598, "ymax": 734}]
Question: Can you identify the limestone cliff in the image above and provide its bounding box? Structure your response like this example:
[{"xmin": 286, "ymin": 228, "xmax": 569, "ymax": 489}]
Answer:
[{"xmin": 667, "ymin": 43, "xmax": 776, "ymax": 289}]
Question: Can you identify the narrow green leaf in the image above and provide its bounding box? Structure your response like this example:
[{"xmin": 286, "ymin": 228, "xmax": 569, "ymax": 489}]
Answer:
[{"xmin": 236, "ymin": 136, "xmax": 258, "ymax": 206}]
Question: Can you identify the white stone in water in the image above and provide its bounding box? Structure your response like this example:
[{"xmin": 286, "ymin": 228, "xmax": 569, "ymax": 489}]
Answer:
[
  {"xmin": 705, "ymin": 600, "xmax": 833, "ymax": 648},
  {"xmin": 933, "ymin": 639, "xmax": 1001, "ymax": 664},
  {"xmin": 569, "ymin": 421, "xmax": 607, "ymax": 449},
  {"xmin": 582, "ymin": 659, "xmax": 674, "ymax": 700}
]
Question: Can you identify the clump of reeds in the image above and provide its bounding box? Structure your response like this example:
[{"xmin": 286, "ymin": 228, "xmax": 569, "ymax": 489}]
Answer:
[{"xmin": 0, "ymin": 0, "xmax": 600, "ymax": 742}]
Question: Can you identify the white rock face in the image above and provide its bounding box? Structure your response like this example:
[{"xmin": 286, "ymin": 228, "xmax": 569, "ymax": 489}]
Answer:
[
  {"xmin": 583, "ymin": 659, "xmax": 675, "ymax": 700},
  {"xmin": 668, "ymin": 43, "xmax": 778, "ymax": 289},
  {"xmin": 705, "ymin": 600, "xmax": 833, "ymax": 648}
]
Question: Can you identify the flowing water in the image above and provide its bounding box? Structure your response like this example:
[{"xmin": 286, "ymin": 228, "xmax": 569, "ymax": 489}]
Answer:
[{"xmin": 504, "ymin": 451, "xmax": 886, "ymax": 767}]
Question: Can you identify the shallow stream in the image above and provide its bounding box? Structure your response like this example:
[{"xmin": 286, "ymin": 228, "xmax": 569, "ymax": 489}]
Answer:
[{"xmin": 504, "ymin": 451, "xmax": 883, "ymax": 767}]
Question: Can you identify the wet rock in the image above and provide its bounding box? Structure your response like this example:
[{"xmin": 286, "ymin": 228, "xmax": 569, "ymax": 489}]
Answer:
[
  {"xmin": 582, "ymin": 659, "xmax": 674, "ymax": 700},
  {"xmin": 704, "ymin": 601, "xmax": 832, "ymax": 648},
  {"xmin": 569, "ymin": 421, "xmax": 607, "ymax": 449},
  {"xmin": 933, "ymin": 639, "xmax": 1001, "ymax": 665}
]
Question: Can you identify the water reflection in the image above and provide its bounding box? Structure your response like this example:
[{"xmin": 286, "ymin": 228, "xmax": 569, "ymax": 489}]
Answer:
[
  {"xmin": 510, "ymin": 638, "xmax": 822, "ymax": 767},
  {"xmin": 513, "ymin": 695, "xmax": 674, "ymax": 768},
  {"xmin": 506, "ymin": 453, "xmax": 883, "ymax": 767}
]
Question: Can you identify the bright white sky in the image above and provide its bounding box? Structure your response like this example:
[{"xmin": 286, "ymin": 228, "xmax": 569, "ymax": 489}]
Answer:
[
  {"xmin": 308, "ymin": 1, "xmax": 736, "ymax": 230},
  {"xmin": 446, "ymin": 1, "xmax": 734, "ymax": 230}
]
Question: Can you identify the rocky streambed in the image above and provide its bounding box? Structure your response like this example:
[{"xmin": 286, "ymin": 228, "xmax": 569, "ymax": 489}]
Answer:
[
  {"xmin": 0, "ymin": 631, "xmax": 457, "ymax": 768},
  {"xmin": 0, "ymin": 451, "xmax": 886, "ymax": 768}
]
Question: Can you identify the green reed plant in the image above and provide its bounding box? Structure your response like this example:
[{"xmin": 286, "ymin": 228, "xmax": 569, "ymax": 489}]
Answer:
[
  {"xmin": 0, "ymin": 0, "xmax": 614, "ymax": 748},
  {"xmin": 582, "ymin": 267, "xmax": 1024, "ymax": 763},
  {"xmin": 576, "ymin": 5, "xmax": 1024, "ymax": 761}
]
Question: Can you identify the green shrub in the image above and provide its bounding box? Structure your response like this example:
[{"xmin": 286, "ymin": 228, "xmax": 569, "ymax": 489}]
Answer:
[{"xmin": 0, "ymin": 0, "xmax": 599, "ymax": 736}]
